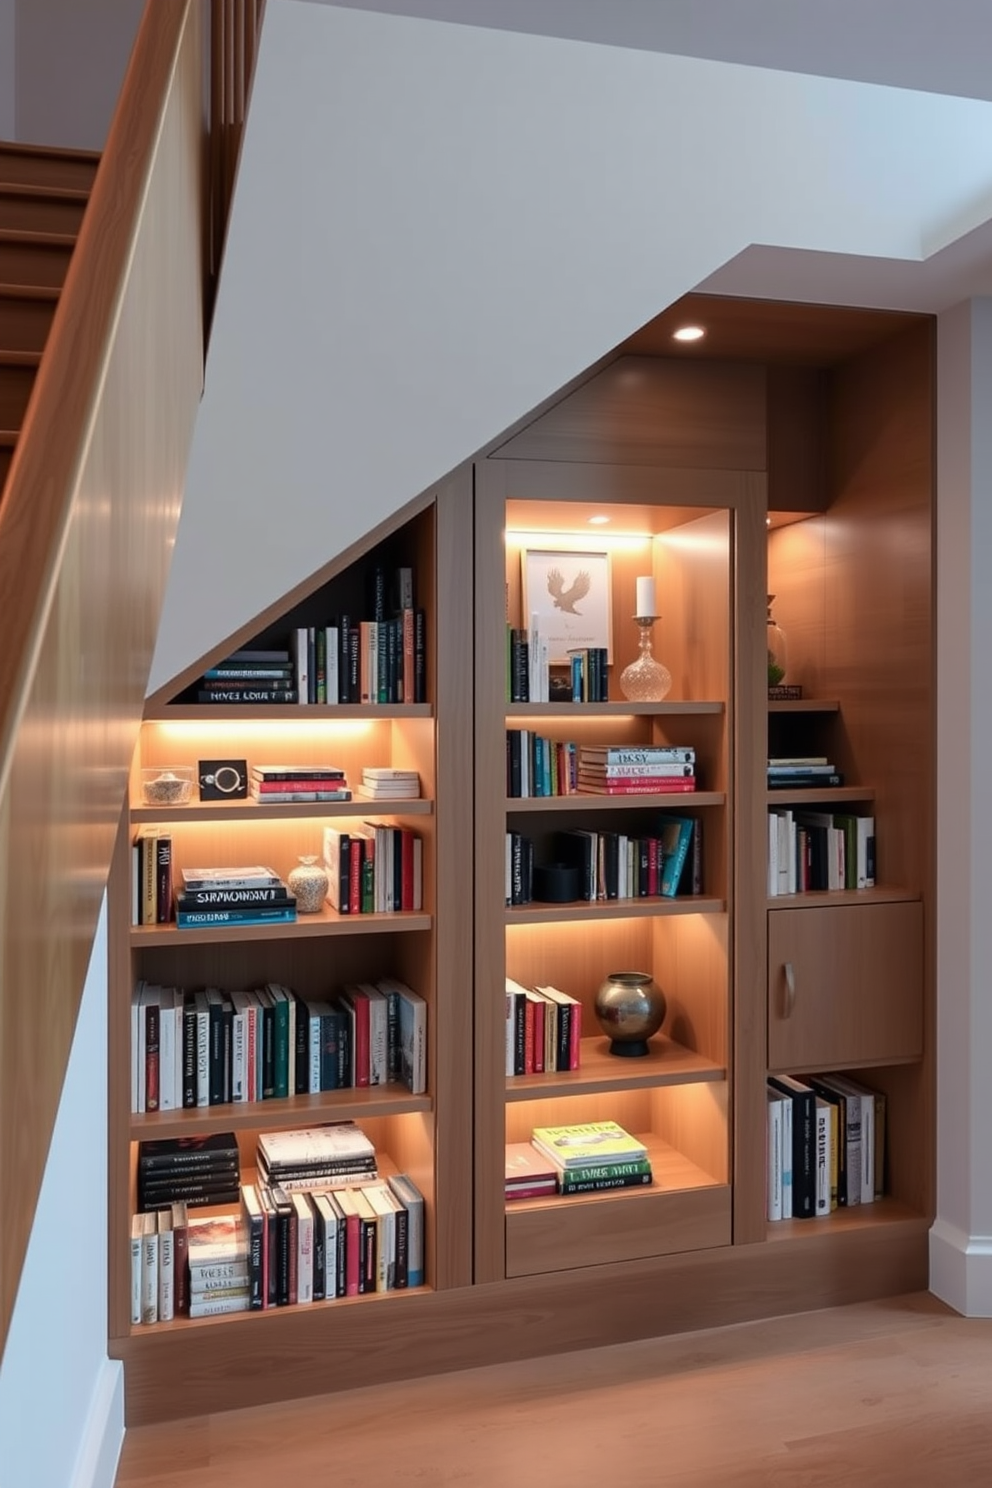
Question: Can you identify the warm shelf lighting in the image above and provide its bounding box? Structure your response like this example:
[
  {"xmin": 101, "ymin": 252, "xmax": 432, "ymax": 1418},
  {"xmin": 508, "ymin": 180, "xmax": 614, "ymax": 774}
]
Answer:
[
  {"xmin": 588, "ymin": 514, "xmax": 610, "ymax": 525},
  {"xmin": 505, "ymin": 529, "xmax": 651, "ymax": 551},
  {"xmin": 672, "ymin": 325, "xmax": 705, "ymax": 342}
]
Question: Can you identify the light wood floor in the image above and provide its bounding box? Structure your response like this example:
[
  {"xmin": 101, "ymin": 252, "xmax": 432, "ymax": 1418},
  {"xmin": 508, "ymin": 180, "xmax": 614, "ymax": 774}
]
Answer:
[{"xmin": 116, "ymin": 1293, "xmax": 992, "ymax": 1486}]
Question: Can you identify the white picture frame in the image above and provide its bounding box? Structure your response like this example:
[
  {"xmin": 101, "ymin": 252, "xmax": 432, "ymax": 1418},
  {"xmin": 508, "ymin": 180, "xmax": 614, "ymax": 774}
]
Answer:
[{"xmin": 520, "ymin": 547, "xmax": 613, "ymax": 665}]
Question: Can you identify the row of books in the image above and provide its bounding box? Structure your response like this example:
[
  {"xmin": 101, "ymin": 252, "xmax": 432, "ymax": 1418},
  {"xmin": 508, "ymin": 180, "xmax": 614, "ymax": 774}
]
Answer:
[
  {"xmin": 505, "ymin": 979, "xmax": 582, "ymax": 1076},
  {"xmin": 506, "ymin": 621, "xmax": 611, "ymax": 705},
  {"xmin": 137, "ymin": 1132, "xmax": 241, "ymax": 1212},
  {"xmin": 505, "ymin": 1122, "xmax": 653, "ymax": 1201},
  {"xmin": 249, "ymin": 763, "xmax": 352, "ymax": 804},
  {"xmin": 130, "ymin": 1173, "xmax": 426, "ymax": 1322},
  {"xmin": 767, "ymin": 756, "xmax": 844, "ymax": 790},
  {"xmin": 323, "ymin": 824, "xmax": 423, "ymax": 914},
  {"xmin": 767, "ymin": 808, "xmax": 876, "ymax": 895},
  {"xmin": 506, "ymin": 737, "xmax": 698, "ymax": 799},
  {"xmin": 766, "ymin": 1071, "xmax": 885, "ymax": 1221},
  {"xmin": 505, "ymin": 818, "xmax": 702, "ymax": 906},
  {"xmin": 130, "ymin": 976, "xmax": 427, "ymax": 1114},
  {"xmin": 131, "ymin": 852, "xmax": 300, "ymax": 928}
]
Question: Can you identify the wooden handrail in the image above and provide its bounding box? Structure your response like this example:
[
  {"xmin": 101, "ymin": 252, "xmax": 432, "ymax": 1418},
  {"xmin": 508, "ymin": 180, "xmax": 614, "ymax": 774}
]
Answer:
[{"xmin": 0, "ymin": 0, "xmax": 204, "ymax": 1357}]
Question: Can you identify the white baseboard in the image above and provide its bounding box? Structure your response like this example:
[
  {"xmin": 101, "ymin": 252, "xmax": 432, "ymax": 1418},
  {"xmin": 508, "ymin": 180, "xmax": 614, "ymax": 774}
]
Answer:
[
  {"xmin": 930, "ymin": 1218, "xmax": 992, "ymax": 1316},
  {"xmin": 69, "ymin": 1359, "xmax": 125, "ymax": 1488}
]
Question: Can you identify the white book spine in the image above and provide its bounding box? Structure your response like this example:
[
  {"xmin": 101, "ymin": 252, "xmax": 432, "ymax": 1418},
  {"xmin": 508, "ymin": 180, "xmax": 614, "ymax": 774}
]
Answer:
[
  {"xmin": 130, "ymin": 1223, "xmax": 142, "ymax": 1325},
  {"xmin": 196, "ymin": 1007, "xmax": 210, "ymax": 1108},
  {"xmin": 325, "ymin": 626, "xmax": 339, "ymax": 704},
  {"xmin": 141, "ymin": 1227, "xmax": 159, "ymax": 1326},
  {"xmin": 158, "ymin": 1226, "xmax": 175, "ymax": 1321},
  {"xmin": 296, "ymin": 1197, "xmax": 314, "ymax": 1304},
  {"xmin": 766, "ymin": 1093, "xmax": 783, "ymax": 1221},
  {"xmin": 861, "ymin": 1092, "xmax": 875, "ymax": 1204},
  {"xmin": 781, "ymin": 1098, "xmax": 793, "ymax": 1219},
  {"xmin": 767, "ymin": 812, "xmax": 779, "ymax": 897},
  {"xmin": 815, "ymin": 1098, "xmax": 831, "ymax": 1217},
  {"xmin": 309, "ymin": 1012, "xmax": 322, "ymax": 1094},
  {"xmin": 294, "ymin": 626, "xmax": 309, "ymax": 705},
  {"xmin": 232, "ymin": 1010, "xmax": 246, "ymax": 1101}
]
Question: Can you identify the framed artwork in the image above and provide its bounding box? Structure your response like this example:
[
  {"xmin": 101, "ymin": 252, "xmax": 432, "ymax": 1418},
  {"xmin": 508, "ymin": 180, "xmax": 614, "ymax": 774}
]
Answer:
[{"xmin": 520, "ymin": 547, "xmax": 613, "ymax": 664}]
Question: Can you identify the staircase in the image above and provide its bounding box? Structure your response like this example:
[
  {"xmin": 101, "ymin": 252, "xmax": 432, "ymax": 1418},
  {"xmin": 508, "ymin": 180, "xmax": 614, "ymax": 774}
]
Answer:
[{"xmin": 0, "ymin": 143, "xmax": 99, "ymax": 500}]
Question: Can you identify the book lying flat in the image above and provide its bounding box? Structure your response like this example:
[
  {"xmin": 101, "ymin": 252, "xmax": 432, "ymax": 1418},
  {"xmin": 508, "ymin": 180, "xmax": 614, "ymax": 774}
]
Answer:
[{"xmin": 530, "ymin": 1121, "xmax": 648, "ymax": 1170}]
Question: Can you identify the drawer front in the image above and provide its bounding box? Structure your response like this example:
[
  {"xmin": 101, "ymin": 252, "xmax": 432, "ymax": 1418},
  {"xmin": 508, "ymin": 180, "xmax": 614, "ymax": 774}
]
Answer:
[
  {"xmin": 505, "ymin": 1185, "xmax": 730, "ymax": 1278},
  {"xmin": 768, "ymin": 900, "xmax": 923, "ymax": 1071}
]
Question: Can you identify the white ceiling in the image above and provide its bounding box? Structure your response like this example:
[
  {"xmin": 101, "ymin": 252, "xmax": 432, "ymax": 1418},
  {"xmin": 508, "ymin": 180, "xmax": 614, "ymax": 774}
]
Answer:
[
  {"xmin": 314, "ymin": 0, "xmax": 992, "ymax": 312},
  {"xmin": 318, "ymin": 0, "xmax": 992, "ymax": 102}
]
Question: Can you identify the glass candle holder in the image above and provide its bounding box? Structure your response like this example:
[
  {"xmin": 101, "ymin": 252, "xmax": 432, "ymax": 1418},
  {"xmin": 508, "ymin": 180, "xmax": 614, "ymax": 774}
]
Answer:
[{"xmin": 619, "ymin": 618, "xmax": 672, "ymax": 703}]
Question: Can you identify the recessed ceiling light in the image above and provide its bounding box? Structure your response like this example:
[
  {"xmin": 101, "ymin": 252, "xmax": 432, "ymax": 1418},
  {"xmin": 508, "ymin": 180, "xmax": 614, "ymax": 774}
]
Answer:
[
  {"xmin": 672, "ymin": 325, "xmax": 705, "ymax": 342},
  {"xmin": 588, "ymin": 514, "xmax": 610, "ymax": 525}
]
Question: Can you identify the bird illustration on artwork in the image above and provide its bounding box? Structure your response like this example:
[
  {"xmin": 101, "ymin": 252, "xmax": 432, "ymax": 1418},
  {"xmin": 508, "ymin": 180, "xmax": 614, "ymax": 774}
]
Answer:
[{"xmin": 547, "ymin": 567, "xmax": 591, "ymax": 615}]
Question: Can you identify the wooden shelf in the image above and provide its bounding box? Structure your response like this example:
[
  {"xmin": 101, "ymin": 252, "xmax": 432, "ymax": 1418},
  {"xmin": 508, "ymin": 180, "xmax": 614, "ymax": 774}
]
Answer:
[
  {"xmin": 506, "ymin": 896, "xmax": 724, "ymax": 925},
  {"xmin": 124, "ymin": 1279, "xmax": 433, "ymax": 1338},
  {"xmin": 767, "ymin": 699, "xmax": 840, "ymax": 714},
  {"xmin": 130, "ymin": 798, "xmax": 433, "ymax": 824},
  {"xmin": 130, "ymin": 907, "xmax": 431, "ymax": 946},
  {"xmin": 767, "ymin": 885, "xmax": 919, "ymax": 910},
  {"xmin": 505, "ymin": 1035, "xmax": 725, "ymax": 1100},
  {"xmin": 130, "ymin": 1085, "xmax": 432, "ymax": 1141},
  {"xmin": 766, "ymin": 1197, "xmax": 924, "ymax": 1241},
  {"xmin": 506, "ymin": 791, "xmax": 724, "ymax": 814},
  {"xmin": 505, "ymin": 701, "xmax": 725, "ymax": 717},
  {"xmin": 142, "ymin": 703, "xmax": 434, "ymax": 722},
  {"xmin": 505, "ymin": 1133, "xmax": 721, "ymax": 1212},
  {"xmin": 765, "ymin": 786, "xmax": 874, "ymax": 805}
]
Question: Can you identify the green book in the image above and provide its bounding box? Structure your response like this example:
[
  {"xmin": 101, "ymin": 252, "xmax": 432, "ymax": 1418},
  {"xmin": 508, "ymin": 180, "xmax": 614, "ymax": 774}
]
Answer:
[{"xmin": 557, "ymin": 1158, "xmax": 652, "ymax": 1186}]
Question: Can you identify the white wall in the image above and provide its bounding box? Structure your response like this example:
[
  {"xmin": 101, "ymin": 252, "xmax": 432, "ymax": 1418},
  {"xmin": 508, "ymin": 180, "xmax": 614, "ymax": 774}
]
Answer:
[
  {"xmin": 150, "ymin": 0, "xmax": 992, "ymax": 690},
  {"xmin": 0, "ymin": 902, "xmax": 123, "ymax": 1488},
  {"xmin": 14, "ymin": 0, "xmax": 142, "ymax": 149},
  {"xmin": 0, "ymin": 0, "xmax": 14, "ymax": 138},
  {"xmin": 931, "ymin": 298, "xmax": 992, "ymax": 1315}
]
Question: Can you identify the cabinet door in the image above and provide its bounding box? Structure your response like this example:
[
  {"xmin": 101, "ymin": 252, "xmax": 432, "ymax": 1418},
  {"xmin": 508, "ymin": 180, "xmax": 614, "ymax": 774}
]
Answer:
[{"xmin": 767, "ymin": 901, "xmax": 923, "ymax": 1071}]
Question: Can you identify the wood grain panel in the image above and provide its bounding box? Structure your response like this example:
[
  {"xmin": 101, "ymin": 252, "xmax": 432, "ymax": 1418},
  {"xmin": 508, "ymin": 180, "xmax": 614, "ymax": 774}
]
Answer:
[
  {"xmin": 767, "ymin": 902, "xmax": 923, "ymax": 1071},
  {"xmin": 0, "ymin": 0, "xmax": 205, "ymax": 1352},
  {"xmin": 767, "ymin": 363, "xmax": 825, "ymax": 511},
  {"xmin": 505, "ymin": 1171, "xmax": 730, "ymax": 1276},
  {"xmin": 112, "ymin": 1217, "xmax": 928, "ymax": 1425},
  {"xmin": 493, "ymin": 357, "xmax": 766, "ymax": 470}
]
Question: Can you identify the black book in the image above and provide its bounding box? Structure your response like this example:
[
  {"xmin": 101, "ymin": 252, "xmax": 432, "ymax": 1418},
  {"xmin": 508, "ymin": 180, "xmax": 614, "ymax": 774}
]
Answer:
[
  {"xmin": 511, "ymin": 629, "xmax": 529, "ymax": 703},
  {"xmin": 386, "ymin": 615, "xmax": 399, "ymax": 703},
  {"xmin": 199, "ymin": 677, "xmax": 296, "ymax": 691},
  {"xmin": 140, "ymin": 1170, "xmax": 241, "ymax": 1201},
  {"xmin": 602, "ymin": 832, "xmax": 620, "ymax": 900},
  {"xmin": 767, "ymin": 772, "xmax": 845, "ymax": 789},
  {"xmin": 332, "ymin": 998, "xmax": 352, "ymax": 1088},
  {"xmin": 369, "ymin": 563, "xmax": 387, "ymax": 623},
  {"xmin": 348, "ymin": 627, "xmax": 361, "ymax": 702},
  {"xmin": 311, "ymin": 1194, "xmax": 326, "ymax": 1302},
  {"xmin": 241, "ymin": 1185, "xmax": 266, "ymax": 1310},
  {"xmin": 196, "ymin": 689, "xmax": 299, "ymax": 705},
  {"xmin": 337, "ymin": 615, "xmax": 352, "ymax": 704},
  {"xmin": 178, "ymin": 885, "xmax": 292, "ymax": 907},
  {"xmin": 414, "ymin": 607, "xmax": 426, "ymax": 703},
  {"xmin": 258, "ymin": 990, "xmax": 276, "ymax": 1100},
  {"xmin": 507, "ymin": 729, "xmax": 522, "ymax": 798},
  {"xmin": 138, "ymin": 1132, "xmax": 239, "ymax": 1171},
  {"xmin": 807, "ymin": 1077, "xmax": 852, "ymax": 1207},
  {"xmin": 203, "ymin": 990, "xmax": 226, "ymax": 1106},
  {"xmin": 140, "ymin": 1185, "xmax": 241, "ymax": 1213},
  {"xmin": 294, "ymin": 994, "xmax": 310, "ymax": 1096},
  {"xmin": 555, "ymin": 830, "xmax": 595, "ymax": 901},
  {"xmin": 393, "ymin": 1196, "xmax": 409, "ymax": 1288},
  {"xmin": 269, "ymin": 1185, "xmax": 294, "ymax": 1307},
  {"xmin": 258, "ymin": 1187, "xmax": 279, "ymax": 1307},
  {"xmin": 376, "ymin": 617, "xmax": 389, "ymax": 704},
  {"xmin": 768, "ymin": 1074, "xmax": 817, "ymax": 1218}
]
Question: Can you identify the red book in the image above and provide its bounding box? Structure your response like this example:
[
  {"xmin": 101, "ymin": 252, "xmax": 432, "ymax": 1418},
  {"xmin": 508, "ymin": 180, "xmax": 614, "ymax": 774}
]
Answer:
[
  {"xmin": 255, "ymin": 778, "xmax": 345, "ymax": 793},
  {"xmin": 171, "ymin": 1201, "xmax": 189, "ymax": 1315},
  {"xmin": 400, "ymin": 830, "xmax": 415, "ymax": 911},
  {"xmin": 505, "ymin": 1180, "xmax": 558, "ymax": 1201},
  {"xmin": 349, "ymin": 841, "xmax": 362, "ymax": 916},
  {"xmin": 523, "ymin": 995, "xmax": 535, "ymax": 1074},
  {"xmin": 646, "ymin": 837, "xmax": 659, "ymax": 896},
  {"xmin": 577, "ymin": 778, "xmax": 697, "ymax": 795},
  {"xmin": 343, "ymin": 988, "xmax": 371, "ymax": 1087}
]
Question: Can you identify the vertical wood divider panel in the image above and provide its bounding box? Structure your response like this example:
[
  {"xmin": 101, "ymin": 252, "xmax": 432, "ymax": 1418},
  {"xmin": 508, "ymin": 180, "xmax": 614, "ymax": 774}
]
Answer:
[
  {"xmin": 0, "ymin": 0, "xmax": 205, "ymax": 1351},
  {"xmin": 433, "ymin": 470, "xmax": 476, "ymax": 1287},
  {"xmin": 474, "ymin": 460, "xmax": 510, "ymax": 1282},
  {"xmin": 732, "ymin": 481, "xmax": 771, "ymax": 1244}
]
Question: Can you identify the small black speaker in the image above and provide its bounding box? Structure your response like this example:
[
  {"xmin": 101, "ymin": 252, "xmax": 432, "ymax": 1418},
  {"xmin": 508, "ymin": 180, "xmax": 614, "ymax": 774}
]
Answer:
[{"xmin": 532, "ymin": 862, "xmax": 580, "ymax": 904}]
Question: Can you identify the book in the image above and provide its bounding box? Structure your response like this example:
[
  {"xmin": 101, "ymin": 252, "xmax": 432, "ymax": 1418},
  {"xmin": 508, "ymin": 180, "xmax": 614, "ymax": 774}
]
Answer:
[
  {"xmin": 766, "ymin": 1087, "xmax": 785, "ymax": 1221},
  {"xmin": 658, "ymin": 816, "xmax": 694, "ymax": 897},
  {"xmin": 377, "ymin": 977, "xmax": 427, "ymax": 1093},
  {"xmin": 186, "ymin": 1214, "xmax": 248, "ymax": 1264},
  {"xmin": 578, "ymin": 778, "xmax": 697, "ymax": 795},
  {"xmin": 175, "ymin": 905, "xmax": 298, "ymax": 927},
  {"xmin": 257, "ymin": 1121, "xmax": 376, "ymax": 1173},
  {"xmin": 386, "ymin": 1174, "xmax": 425, "ymax": 1287},
  {"xmin": 530, "ymin": 1121, "xmax": 647, "ymax": 1170},
  {"xmin": 579, "ymin": 746, "xmax": 696, "ymax": 764},
  {"xmin": 181, "ymin": 866, "xmax": 282, "ymax": 890},
  {"xmin": 178, "ymin": 884, "xmax": 292, "ymax": 907},
  {"xmin": 504, "ymin": 1142, "xmax": 559, "ymax": 1193},
  {"xmin": 196, "ymin": 690, "xmax": 300, "ymax": 704},
  {"xmin": 559, "ymin": 1169, "xmax": 653, "ymax": 1195},
  {"xmin": 188, "ymin": 1293, "xmax": 251, "ymax": 1318},
  {"xmin": 767, "ymin": 1075, "xmax": 817, "ymax": 1219}
]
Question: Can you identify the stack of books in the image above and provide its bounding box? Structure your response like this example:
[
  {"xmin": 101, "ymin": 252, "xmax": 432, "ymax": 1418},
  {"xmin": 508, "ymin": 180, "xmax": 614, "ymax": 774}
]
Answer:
[
  {"xmin": 357, "ymin": 767, "xmax": 420, "ymax": 800},
  {"xmin": 137, "ymin": 1133, "xmax": 240, "ymax": 1212},
  {"xmin": 256, "ymin": 1121, "xmax": 379, "ymax": 1194},
  {"xmin": 577, "ymin": 745, "xmax": 697, "ymax": 795},
  {"xmin": 504, "ymin": 1142, "xmax": 559, "ymax": 1201},
  {"xmin": 505, "ymin": 978, "xmax": 582, "ymax": 1076},
  {"xmin": 186, "ymin": 1214, "xmax": 251, "ymax": 1317},
  {"xmin": 174, "ymin": 865, "xmax": 297, "ymax": 928},
  {"xmin": 767, "ymin": 756, "xmax": 843, "ymax": 789},
  {"xmin": 249, "ymin": 764, "xmax": 351, "ymax": 804},
  {"xmin": 196, "ymin": 648, "xmax": 297, "ymax": 705},
  {"xmin": 530, "ymin": 1121, "xmax": 653, "ymax": 1196}
]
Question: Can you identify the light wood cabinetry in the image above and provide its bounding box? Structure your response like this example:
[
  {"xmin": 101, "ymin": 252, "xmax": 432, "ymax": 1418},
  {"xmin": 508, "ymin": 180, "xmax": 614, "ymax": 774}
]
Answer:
[{"xmin": 107, "ymin": 298, "xmax": 936, "ymax": 1426}]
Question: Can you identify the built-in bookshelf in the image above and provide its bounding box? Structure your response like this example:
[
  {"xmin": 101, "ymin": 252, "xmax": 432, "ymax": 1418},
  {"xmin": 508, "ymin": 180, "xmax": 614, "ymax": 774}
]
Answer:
[{"xmin": 107, "ymin": 296, "xmax": 935, "ymax": 1427}]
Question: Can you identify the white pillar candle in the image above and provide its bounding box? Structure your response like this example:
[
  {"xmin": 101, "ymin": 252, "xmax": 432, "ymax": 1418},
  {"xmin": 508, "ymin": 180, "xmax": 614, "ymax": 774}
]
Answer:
[{"xmin": 635, "ymin": 576, "xmax": 656, "ymax": 617}]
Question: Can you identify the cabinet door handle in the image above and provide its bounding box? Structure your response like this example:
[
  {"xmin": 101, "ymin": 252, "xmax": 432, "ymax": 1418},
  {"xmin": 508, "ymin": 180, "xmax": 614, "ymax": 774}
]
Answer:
[{"xmin": 783, "ymin": 961, "xmax": 796, "ymax": 1018}]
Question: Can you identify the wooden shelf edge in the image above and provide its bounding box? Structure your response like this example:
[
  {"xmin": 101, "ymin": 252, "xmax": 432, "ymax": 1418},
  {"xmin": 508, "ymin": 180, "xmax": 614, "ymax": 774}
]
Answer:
[
  {"xmin": 116, "ymin": 1281, "xmax": 435, "ymax": 1341},
  {"xmin": 130, "ymin": 1088, "xmax": 433, "ymax": 1140},
  {"xmin": 506, "ymin": 791, "xmax": 725, "ymax": 813},
  {"xmin": 766, "ymin": 1199, "xmax": 927, "ymax": 1241},
  {"xmin": 505, "ymin": 1035, "xmax": 725, "ymax": 1100},
  {"xmin": 767, "ymin": 885, "xmax": 919, "ymax": 909},
  {"xmin": 142, "ymin": 704, "xmax": 434, "ymax": 722},
  {"xmin": 507, "ymin": 896, "xmax": 724, "ymax": 925},
  {"xmin": 505, "ymin": 701, "xmax": 726, "ymax": 716},
  {"xmin": 130, "ymin": 910, "xmax": 432, "ymax": 946},
  {"xmin": 129, "ymin": 799, "xmax": 434, "ymax": 823},
  {"xmin": 767, "ymin": 699, "xmax": 841, "ymax": 713},
  {"xmin": 765, "ymin": 786, "xmax": 875, "ymax": 805}
]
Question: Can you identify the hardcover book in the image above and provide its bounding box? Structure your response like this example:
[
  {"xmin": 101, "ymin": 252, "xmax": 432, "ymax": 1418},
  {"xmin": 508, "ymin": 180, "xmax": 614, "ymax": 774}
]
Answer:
[{"xmin": 530, "ymin": 1121, "xmax": 648, "ymax": 1170}]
